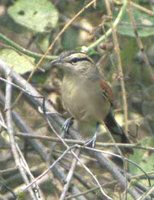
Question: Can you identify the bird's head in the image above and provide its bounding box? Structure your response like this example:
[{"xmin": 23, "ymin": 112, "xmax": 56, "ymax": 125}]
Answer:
[{"xmin": 50, "ymin": 51, "xmax": 94, "ymax": 75}]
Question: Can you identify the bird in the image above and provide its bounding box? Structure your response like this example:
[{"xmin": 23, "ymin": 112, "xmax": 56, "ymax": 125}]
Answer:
[{"xmin": 50, "ymin": 51, "xmax": 133, "ymax": 154}]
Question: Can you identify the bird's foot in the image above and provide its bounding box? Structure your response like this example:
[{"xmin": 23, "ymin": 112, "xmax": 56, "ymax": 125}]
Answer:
[
  {"xmin": 84, "ymin": 133, "xmax": 97, "ymax": 148},
  {"xmin": 62, "ymin": 117, "xmax": 74, "ymax": 134}
]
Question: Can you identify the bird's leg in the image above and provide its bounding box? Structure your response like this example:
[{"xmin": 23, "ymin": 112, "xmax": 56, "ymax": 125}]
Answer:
[
  {"xmin": 85, "ymin": 122, "xmax": 99, "ymax": 148},
  {"xmin": 62, "ymin": 117, "xmax": 74, "ymax": 135}
]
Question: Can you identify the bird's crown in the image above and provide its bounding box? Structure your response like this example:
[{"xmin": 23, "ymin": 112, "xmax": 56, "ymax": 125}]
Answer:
[{"xmin": 58, "ymin": 51, "xmax": 94, "ymax": 64}]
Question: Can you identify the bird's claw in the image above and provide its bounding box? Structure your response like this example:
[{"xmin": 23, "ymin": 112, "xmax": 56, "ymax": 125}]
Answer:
[
  {"xmin": 85, "ymin": 133, "xmax": 97, "ymax": 148},
  {"xmin": 62, "ymin": 117, "xmax": 73, "ymax": 134}
]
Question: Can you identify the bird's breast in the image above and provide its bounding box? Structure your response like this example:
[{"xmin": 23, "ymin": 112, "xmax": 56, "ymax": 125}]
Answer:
[{"xmin": 61, "ymin": 76, "xmax": 111, "ymax": 122}]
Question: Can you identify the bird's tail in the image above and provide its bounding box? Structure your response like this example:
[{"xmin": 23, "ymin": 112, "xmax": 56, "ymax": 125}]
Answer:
[{"xmin": 104, "ymin": 111, "xmax": 133, "ymax": 154}]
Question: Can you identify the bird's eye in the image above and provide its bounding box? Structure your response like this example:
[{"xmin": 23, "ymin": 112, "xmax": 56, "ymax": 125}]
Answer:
[
  {"xmin": 69, "ymin": 58, "xmax": 79, "ymax": 63},
  {"xmin": 68, "ymin": 57, "xmax": 93, "ymax": 64}
]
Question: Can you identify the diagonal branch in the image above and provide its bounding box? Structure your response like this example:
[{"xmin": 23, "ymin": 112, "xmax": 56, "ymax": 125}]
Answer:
[
  {"xmin": 5, "ymin": 71, "xmax": 40, "ymax": 200},
  {"xmin": 0, "ymin": 59, "xmax": 143, "ymax": 199},
  {"xmin": 59, "ymin": 148, "xmax": 80, "ymax": 200}
]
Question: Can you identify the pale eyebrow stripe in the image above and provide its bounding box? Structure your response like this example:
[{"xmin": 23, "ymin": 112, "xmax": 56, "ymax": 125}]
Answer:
[{"xmin": 69, "ymin": 57, "xmax": 93, "ymax": 63}]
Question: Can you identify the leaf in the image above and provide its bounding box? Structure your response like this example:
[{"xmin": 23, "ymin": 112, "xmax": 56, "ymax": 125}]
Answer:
[
  {"xmin": 8, "ymin": 0, "xmax": 59, "ymax": 33},
  {"xmin": 37, "ymin": 34, "xmax": 51, "ymax": 52},
  {"xmin": 0, "ymin": 48, "xmax": 35, "ymax": 74},
  {"xmin": 62, "ymin": 28, "xmax": 78, "ymax": 50},
  {"xmin": 116, "ymin": 8, "xmax": 154, "ymax": 37}
]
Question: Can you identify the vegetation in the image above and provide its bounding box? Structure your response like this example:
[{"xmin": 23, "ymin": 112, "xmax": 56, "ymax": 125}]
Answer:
[{"xmin": 0, "ymin": 0, "xmax": 154, "ymax": 199}]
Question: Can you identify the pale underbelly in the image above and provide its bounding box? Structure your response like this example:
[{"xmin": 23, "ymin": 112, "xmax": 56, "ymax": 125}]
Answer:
[{"xmin": 62, "ymin": 91, "xmax": 110, "ymax": 123}]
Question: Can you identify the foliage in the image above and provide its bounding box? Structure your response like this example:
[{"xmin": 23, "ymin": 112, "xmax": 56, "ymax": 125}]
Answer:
[
  {"xmin": 117, "ymin": 7, "xmax": 154, "ymax": 37},
  {"xmin": 0, "ymin": 0, "xmax": 154, "ymax": 200},
  {"xmin": 0, "ymin": 48, "xmax": 35, "ymax": 74},
  {"xmin": 8, "ymin": 0, "xmax": 59, "ymax": 33}
]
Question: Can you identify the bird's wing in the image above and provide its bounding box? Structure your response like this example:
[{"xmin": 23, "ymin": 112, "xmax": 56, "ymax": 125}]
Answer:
[{"xmin": 99, "ymin": 79, "xmax": 114, "ymax": 105}]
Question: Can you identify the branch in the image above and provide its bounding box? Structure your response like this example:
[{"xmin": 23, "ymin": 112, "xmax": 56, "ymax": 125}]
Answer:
[
  {"xmin": 4, "ymin": 72, "xmax": 40, "ymax": 200},
  {"xmin": 60, "ymin": 148, "xmax": 80, "ymax": 200},
  {"xmin": 86, "ymin": 0, "xmax": 128, "ymax": 51},
  {"xmin": 14, "ymin": 132, "xmax": 154, "ymax": 151},
  {"xmin": 0, "ymin": 33, "xmax": 56, "ymax": 61},
  {"xmin": 0, "ymin": 59, "xmax": 143, "ymax": 199},
  {"xmin": 0, "ymin": 90, "xmax": 88, "ymax": 200}
]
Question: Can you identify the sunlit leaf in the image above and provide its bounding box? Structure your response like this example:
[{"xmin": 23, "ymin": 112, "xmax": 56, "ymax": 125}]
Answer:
[
  {"xmin": 116, "ymin": 8, "xmax": 154, "ymax": 37},
  {"xmin": 8, "ymin": 0, "xmax": 59, "ymax": 33},
  {"xmin": 0, "ymin": 48, "xmax": 35, "ymax": 74}
]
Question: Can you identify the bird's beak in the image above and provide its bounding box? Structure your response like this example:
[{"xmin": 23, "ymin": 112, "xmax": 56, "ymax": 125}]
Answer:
[
  {"xmin": 50, "ymin": 58, "xmax": 63, "ymax": 67},
  {"xmin": 43, "ymin": 58, "xmax": 62, "ymax": 71}
]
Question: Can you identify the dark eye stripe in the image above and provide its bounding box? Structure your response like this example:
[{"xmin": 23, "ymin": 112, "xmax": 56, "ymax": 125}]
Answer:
[{"xmin": 69, "ymin": 57, "xmax": 93, "ymax": 63}]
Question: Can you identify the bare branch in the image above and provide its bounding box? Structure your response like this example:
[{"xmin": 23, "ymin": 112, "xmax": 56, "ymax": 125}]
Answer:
[
  {"xmin": 60, "ymin": 148, "xmax": 80, "ymax": 200},
  {"xmin": 0, "ymin": 59, "xmax": 145, "ymax": 199}
]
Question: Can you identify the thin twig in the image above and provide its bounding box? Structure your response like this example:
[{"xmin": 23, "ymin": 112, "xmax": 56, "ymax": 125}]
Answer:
[
  {"xmin": 60, "ymin": 148, "xmax": 80, "ymax": 200},
  {"xmin": 16, "ymin": 145, "xmax": 43, "ymax": 199},
  {"xmin": 104, "ymin": 0, "xmax": 129, "ymax": 134},
  {"xmin": 60, "ymin": 15, "xmax": 92, "ymax": 33},
  {"xmin": 23, "ymin": 145, "xmax": 78, "ymax": 192},
  {"xmin": 46, "ymin": 114, "xmax": 112, "ymax": 200},
  {"xmin": 83, "ymin": 147, "xmax": 152, "ymax": 188},
  {"xmin": 5, "ymin": 72, "xmax": 39, "ymax": 200},
  {"xmin": 11, "ymin": 1, "xmax": 96, "ymax": 115},
  {"xmin": 127, "ymin": 1, "xmax": 154, "ymax": 79},
  {"xmin": 65, "ymin": 181, "xmax": 117, "ymax": 199},
  {"xmin": 87, "ymin": 0, "xmax": 128, "ymax": 51},
  {"xmin": 0, "ymin": 60, "xmax": 142, "ymax": 199},
  {"xmin": 130, "ymin": 1, "xmax": 154, "ymax": 16},
  {"xmin": 138, "ymin": 185, "xmax": 154, "ymax": 200},
  {"xmin": 0, "ymin": 89, "xmax": 87, "ymax": 200},
  {"xmin": 0, "ymin": 33, "xmax": 56, "ymax": 60},
  {"xmin": 48, "ymin": 0, "xmax": 96, "ymax": 52},
  {"xmin": 15, "ymin": 132, "xmax": 154, "ymax": 151}
]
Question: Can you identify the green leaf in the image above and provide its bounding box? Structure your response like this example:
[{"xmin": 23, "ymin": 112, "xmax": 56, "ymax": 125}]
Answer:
[
  {"xmin": 116, "ymin": 8, "xmax": 154, "ymax": 37},
  {"xmin": 0, "ymin": 49, "xmax": 35, "ymax": 74},
  {"xmin": 37, "ymin": 34, "xmax": 51, "ymax": 52},
  {"xmin": 8, "ymin": 0, "xmax": 59, "ymax": 33},
  {"xmin": 62, "ymin": 28, "xmax": 78, "ymax": 50}
]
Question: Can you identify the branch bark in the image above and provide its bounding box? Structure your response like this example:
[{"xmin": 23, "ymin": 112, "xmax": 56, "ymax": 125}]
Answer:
[{"xmin": 0, "ymin": 59, "xmax": 147, "ymax": 199}]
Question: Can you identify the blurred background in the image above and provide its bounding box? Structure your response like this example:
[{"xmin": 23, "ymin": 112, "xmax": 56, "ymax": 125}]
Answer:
[{"xmin": 0, "ymin": 0, "xmax": 154, "ymax": 199}]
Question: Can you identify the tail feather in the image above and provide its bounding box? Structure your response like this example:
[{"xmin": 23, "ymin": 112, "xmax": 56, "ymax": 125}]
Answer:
[{"xmin": 104, "ymin": 111, "xmax": 133, "ymax": 154}]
